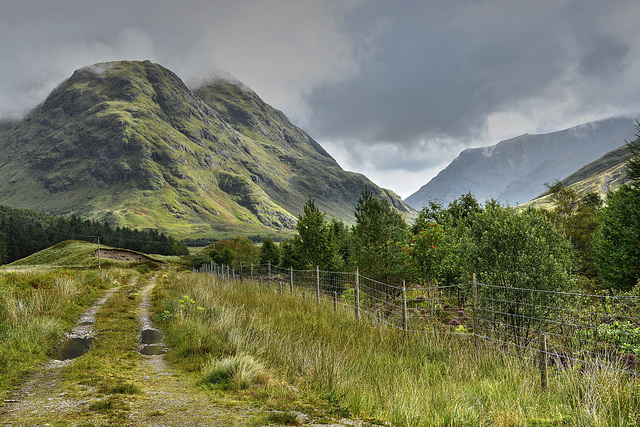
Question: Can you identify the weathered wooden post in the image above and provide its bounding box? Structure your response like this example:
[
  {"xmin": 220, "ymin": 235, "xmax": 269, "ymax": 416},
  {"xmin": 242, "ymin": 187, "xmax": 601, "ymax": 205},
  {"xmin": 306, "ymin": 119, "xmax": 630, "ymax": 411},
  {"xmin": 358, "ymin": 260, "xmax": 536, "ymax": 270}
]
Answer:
[
  {"xmin": 251, "ymin": 263, "xmax": 254, "ymax": 281},
  {"xmin": 333, "ymin": 291, "xmax": 338, "ymax": 314},
  {"xmin": 290, "ymin": 267, "xmax": 294, "ymax": 295},
  {"xmin": 355, "ymin": 267, "xmax": 360, "ymax": 321},
  {"xmin": 540, "ymin": 333, "xmax": 549, "ymax": 391},
  {"xmin": 402, "ymin": 280, "xmax": 408, "ymax": 334},
  {"xmin": 268, "ymin": 262, "xmax": 272, "ymax": 287},
  {"xmin": 316, "ymin": 266, "xmax": 320, "ymax": 303},
  {"xmin": 472, "ymin": 273, "xmax": 479, "ymax": 349}
]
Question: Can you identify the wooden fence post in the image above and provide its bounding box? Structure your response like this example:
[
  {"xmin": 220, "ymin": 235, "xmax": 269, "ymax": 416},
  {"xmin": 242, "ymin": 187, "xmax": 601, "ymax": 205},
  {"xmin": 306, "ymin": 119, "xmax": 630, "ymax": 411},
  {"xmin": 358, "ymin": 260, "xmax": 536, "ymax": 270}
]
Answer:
[
  {"xmin": 316, "ymin": 266, "xmax": 320, "ymax": 303},
  {"xmin": 290, "ymin": 267, "xmax": 294, "ymax": 295},
  {"xmin": 333, "ymin": 291, "xmax": 338, "ymax": 314},
  {"xmin": 402, "ymin": 280, "xmax": 407, "ymax": 333},
  {"xmin": 251, "ymin": 263, "xmax": 254, "ymax": 281},
  {"xmin": 355, "ymin": 267, "xmax": 360, "ymax": 321},
  {"xmin": 268, "ymin": 262, "xmax": 272, "ymax": 287},
  {"xmin": 540, "ymin": 333, "xmax": 549, "ymax": 391},
  {"xmin": 472, "ymin": 273, "xmax": 479, "ymax": 349}
]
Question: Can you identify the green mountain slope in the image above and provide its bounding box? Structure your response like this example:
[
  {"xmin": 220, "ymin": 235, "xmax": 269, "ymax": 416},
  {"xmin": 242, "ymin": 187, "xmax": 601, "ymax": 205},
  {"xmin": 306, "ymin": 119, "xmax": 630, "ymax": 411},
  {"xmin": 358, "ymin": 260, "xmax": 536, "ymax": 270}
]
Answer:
[
  {"xmin": 525, "ymin": 145, "xmax": 630, "ymax": 208},
  {"xmin": 0, "ymin": 60, "xmax": 412, "ymax": 239}
]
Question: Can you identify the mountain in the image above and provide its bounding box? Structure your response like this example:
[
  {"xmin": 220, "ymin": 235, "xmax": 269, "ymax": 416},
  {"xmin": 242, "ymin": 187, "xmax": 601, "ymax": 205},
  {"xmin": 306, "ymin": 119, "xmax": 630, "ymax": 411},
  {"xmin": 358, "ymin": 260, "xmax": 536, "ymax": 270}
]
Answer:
[
  {"xmin": 524, "ymin": 144, "xmax": 631, "ymax": 208},
  {"xmin": 0, "ymin": 60, "xmax": 412, "ymax": 239},
  {"xmin": 405, "ymin": 117, "xmax": 637, "ymax": 208}
]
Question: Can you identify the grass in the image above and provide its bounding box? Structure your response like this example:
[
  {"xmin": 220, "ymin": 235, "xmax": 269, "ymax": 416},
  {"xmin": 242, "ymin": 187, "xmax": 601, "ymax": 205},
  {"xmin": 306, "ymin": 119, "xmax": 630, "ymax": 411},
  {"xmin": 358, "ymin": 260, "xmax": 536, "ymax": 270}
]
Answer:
[
  {"xmin": 0, "ymin": 269, "xmax": 121, "ymax": 399},
  {"xmin": 156, "ymin": 272, "xmax": 640, "ymax": 426},
  {"xmin": 200, "ymin": 353, "xmax": 272, "ymax": 390}
]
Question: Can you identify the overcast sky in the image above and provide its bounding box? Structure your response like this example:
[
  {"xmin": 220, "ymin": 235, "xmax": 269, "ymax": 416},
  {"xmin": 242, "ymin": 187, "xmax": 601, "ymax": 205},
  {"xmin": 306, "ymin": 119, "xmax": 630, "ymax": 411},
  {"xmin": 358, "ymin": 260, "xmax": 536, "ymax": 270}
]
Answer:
[{"xmin": 2, "ymin": 0, "xmax": 640, "ymax": 198}]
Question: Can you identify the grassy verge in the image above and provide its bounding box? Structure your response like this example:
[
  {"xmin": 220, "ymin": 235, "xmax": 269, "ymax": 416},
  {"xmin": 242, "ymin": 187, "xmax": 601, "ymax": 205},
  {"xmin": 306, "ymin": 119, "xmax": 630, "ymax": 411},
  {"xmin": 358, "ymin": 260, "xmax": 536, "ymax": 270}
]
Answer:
[
  {"xmin": 0, "ymin": 269, "xmax": 124, "ymax": 399},
  {"xmin": 155, "ymin": 272, "xmax": 640, "ymax": 426}
]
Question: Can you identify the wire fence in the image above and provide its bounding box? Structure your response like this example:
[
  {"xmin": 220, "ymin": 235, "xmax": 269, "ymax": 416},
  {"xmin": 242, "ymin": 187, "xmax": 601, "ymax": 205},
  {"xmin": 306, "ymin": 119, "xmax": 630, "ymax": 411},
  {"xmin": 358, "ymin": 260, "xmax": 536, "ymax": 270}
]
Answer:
[{"xmin": 194, "ymin": 262, "xmax": 640, "ymax": 387}]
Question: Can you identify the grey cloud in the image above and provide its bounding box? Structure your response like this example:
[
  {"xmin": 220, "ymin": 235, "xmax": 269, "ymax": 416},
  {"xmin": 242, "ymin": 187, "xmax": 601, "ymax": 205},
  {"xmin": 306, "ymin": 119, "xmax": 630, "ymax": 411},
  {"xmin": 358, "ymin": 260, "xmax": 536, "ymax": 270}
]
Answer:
[
  {"xmin": 578, "ymin": 35, "xmax": 630, "ymax": 79},
  {"xmin": 304, "ymin": 0, "xmax": 640, "ymax": 178}
]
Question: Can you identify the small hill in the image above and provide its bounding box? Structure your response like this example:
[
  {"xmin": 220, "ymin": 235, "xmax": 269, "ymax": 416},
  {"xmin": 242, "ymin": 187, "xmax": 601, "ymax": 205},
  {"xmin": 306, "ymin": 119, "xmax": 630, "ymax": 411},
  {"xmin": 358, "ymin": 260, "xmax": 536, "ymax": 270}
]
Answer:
[
  {"xmin": 0, "ymin": 61, "xmax": 412, "ymax": 239},
  {"xmin": 3, "ymin": 240, "xmax": 177, "ymax": 269},
  {"xmin": 405, "ymin": 117, "xmax": 637, "ymax": 207}
]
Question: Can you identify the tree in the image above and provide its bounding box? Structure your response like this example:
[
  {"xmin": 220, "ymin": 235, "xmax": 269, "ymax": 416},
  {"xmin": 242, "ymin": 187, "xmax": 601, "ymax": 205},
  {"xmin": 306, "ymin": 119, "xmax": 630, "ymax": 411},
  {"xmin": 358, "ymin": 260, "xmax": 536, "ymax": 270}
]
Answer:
[
  {"xmin": 446, "ymin": 192, "xmax": 482, "ymax": 226},
  {"xmin": 231, "ymin": 236, "xmax": 259, "ymax": 267},
  {"xmin": 403, "ymin": 221, "xmax": 447, "ymax": 286},
  {"xmin": 279, "ymin": 238, "xmax": 302, "ymax": 269},
  {"xmin": 463, "ymin": 204, "xmax": 574, "ymax": 350},
  {"xmin": 259, "ymin": 237, "xmax": 280, "ymax": 266},
  {"xmin": 352, "ymin": 189, "xmax": 409, "ymax": 296},
  {"xmin": 624, "ymin": 120, "xmax": 640, "ymax": 187},
  {"xmin": 595, "ymin": 185, "xmax": 640, "ymax": 291},
  {"xmin": 292, "ymin": 199, "xmax": 336, "ymax": 269},
  {"xmin": 0, "ymin": 230, "xmax": 6, "ymax": 265},
  {"xmin": 412, "ymin": 200, "xmax": 446, "ymax": 234},
  {"xmin": 546, "ymin": 181, "xmax": 602, "ymax": 279}
]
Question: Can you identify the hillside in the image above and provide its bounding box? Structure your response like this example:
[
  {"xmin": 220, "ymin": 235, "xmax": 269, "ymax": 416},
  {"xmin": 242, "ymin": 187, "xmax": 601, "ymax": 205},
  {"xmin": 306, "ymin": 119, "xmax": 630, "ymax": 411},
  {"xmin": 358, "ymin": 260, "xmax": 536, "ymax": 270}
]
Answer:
[
  {"xmin": 524, "ymin": 144, "xmax": 630, "ymax": 208},
  {"xmin": 0, "ymin": 60, "xmax": 412, "ymax": 239},
  {"xmin": 405, "ymin": 117, "xmax": 637, "ymax": 208}
]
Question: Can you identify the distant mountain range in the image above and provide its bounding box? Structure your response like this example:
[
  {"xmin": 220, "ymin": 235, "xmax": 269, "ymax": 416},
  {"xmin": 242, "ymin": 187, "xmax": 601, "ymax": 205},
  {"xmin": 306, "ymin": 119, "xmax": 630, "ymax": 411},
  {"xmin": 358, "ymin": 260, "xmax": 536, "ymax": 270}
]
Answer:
[
  {"xmin": 405, "ymin": 117, "xmax": 638, "ymax": 208},
  {"xmin": 0, "ymin": 60, "xmax": 412, "ymax": 239}
]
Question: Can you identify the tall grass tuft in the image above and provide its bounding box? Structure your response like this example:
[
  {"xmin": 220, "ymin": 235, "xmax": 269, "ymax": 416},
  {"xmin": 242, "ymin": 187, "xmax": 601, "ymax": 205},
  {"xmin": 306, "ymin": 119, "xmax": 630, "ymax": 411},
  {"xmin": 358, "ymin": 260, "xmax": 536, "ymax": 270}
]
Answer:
[{"xmin": 200, "ymin": 353, "xmax": 272, "ymax": 390}]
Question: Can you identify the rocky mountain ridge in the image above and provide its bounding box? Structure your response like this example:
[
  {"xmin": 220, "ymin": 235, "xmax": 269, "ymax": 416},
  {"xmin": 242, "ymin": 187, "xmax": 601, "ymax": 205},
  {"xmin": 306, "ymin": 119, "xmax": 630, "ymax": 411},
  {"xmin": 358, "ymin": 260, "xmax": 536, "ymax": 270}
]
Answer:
[
  {"xmin": 405, "ymin": 117, "xmax": 637, "ymax": 208},
  {"xmin": 0, "ymin": 60, "xmax": 412, "ymax": 239}
]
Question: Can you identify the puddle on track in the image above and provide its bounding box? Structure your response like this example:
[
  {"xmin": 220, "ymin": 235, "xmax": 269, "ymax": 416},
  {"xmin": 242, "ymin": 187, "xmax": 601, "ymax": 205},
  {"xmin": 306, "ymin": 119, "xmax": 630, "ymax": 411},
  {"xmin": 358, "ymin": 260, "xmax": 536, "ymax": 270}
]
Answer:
[
  {"xmin": 140, "ymin": 344, "xmax": 166, "ymax": 356},
  {"xmin": 138, "ymin": 279, "xmax": 167, "ymax": 356},
  {"xmin": 141, "ymin": 328, "xmax": 163, "ymax": 345},
  {"xmin": 54, "ymin": 287, "xmax": 120, "ymax": 361},
  {"xmin": 56, "ymin": 337, "xmax": 94, "ymax": 361},
  {"xmin": 139, "ymin": 327, "xmax": 166, "ymax": 355}
]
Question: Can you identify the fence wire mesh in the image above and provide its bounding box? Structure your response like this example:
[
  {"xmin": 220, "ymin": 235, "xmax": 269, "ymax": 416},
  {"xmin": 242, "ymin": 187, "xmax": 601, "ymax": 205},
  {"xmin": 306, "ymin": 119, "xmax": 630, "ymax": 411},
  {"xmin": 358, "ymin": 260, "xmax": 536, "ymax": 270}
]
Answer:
[{"xmin": 194, "ymin": 263, "xmax": 640, "ymax": 375}]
